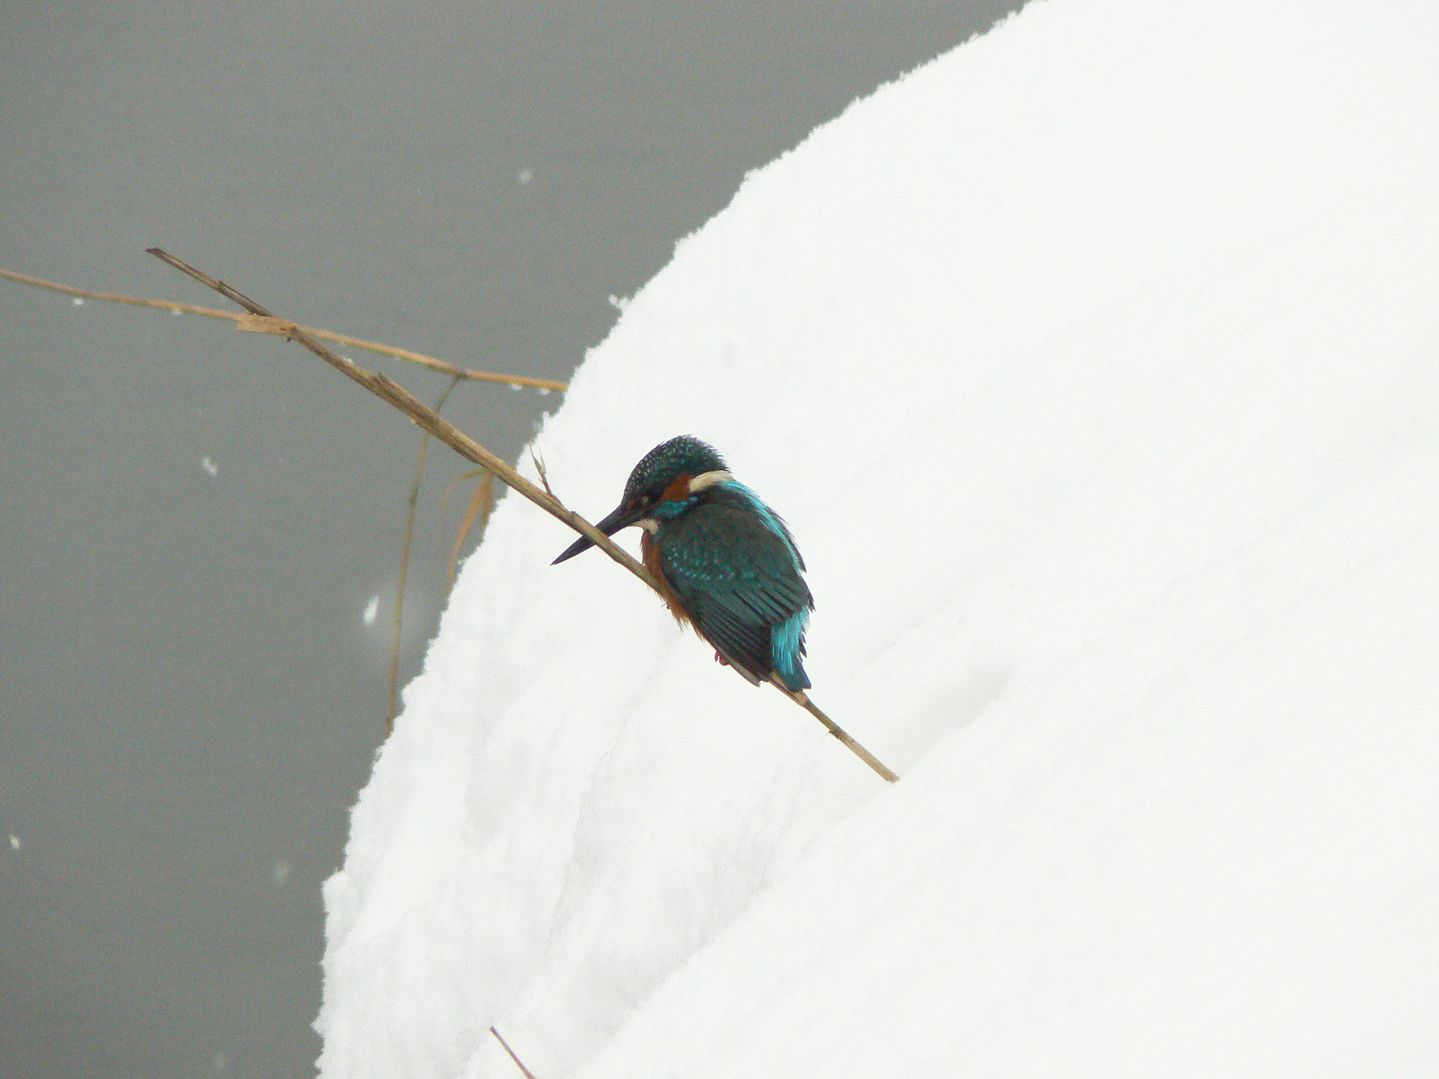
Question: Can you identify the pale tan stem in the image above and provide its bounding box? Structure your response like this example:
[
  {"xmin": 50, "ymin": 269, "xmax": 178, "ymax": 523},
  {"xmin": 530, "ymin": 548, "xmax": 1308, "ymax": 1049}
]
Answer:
[
  {"xmin": 488, "ymin": 1026, "xmax": 539, "ymax": 1079},
  {"xmin": 146, "ymin": 248, "xmax": 653, "ymax": 589},
  {"xmin": 770, "ymin": 677, "xmax": 899, "ymax": 783},
  {"xmin": 389, "ymin": 377, "xmax": 461, "ymax": 731},
  {"xmin": 0, "ymin": 266, "xmax": 566, "ymax": 392}
]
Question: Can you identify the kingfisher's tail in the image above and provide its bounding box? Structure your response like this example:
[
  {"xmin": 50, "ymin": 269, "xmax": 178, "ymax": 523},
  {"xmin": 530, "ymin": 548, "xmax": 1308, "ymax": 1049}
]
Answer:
[
  {"xmin": 771, "ymin": 609, "xmax": 811, "ymax": 691},
  {"xmin": 775, "ymin": 661, "xmax": 811, "ymax": 692}
]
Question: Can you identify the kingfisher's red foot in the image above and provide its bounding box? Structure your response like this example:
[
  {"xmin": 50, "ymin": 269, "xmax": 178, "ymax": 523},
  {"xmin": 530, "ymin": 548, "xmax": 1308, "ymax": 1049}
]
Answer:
[{"xmin": 713, "ymin": 650, "xmax": 729, "ymax": 667}]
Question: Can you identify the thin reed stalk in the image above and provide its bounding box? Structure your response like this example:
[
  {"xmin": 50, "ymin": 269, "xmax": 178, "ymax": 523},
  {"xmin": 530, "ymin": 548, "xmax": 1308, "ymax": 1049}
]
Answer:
[
  {"xmin": 489, "ymin": 1026, "xmax": 539, "ymax": 1079},
  {"xmin": 389, "ymin": 376, "xmax": 461, "ymax": 730},
  {"xmin": 0, "ymin": 266, "xmax": 566, "ymax": 391}
]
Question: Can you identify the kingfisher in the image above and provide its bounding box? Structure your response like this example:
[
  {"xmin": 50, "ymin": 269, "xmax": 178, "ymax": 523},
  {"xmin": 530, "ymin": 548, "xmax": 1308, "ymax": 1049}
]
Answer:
[{"xmin": 552, "ymin": 435, "xmax": 814, "ymax": 692}]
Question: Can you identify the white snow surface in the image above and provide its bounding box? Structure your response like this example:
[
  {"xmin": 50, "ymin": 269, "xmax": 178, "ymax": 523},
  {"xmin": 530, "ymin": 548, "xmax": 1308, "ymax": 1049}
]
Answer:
[{"xmin": 317, "ymin": 3, "xmax": 1439, "ymax": 1076}]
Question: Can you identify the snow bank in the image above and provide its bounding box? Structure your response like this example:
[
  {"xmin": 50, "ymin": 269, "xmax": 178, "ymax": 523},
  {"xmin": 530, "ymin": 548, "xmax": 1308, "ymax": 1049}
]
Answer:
[{"xmin": 318, "ymin": 2, "xmax": 1439, "ymax": 1075}]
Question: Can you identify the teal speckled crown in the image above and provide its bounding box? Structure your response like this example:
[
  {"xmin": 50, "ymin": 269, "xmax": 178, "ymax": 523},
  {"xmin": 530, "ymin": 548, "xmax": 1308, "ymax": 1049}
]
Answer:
[{"xmin": 623, "ymin": 435, "xmax": 728, "ymax": 501}]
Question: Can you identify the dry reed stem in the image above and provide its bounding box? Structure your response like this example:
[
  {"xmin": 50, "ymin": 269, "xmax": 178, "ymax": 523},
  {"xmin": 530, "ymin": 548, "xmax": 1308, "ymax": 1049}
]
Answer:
[
  {"xmin": 448, "ymin": 472, "xmax": 495, "ymax": 595},
  {"xmin": 0, "ymin": 266, "xmax": 567, "ymax": 392},
  {"xmin": 772, "ymin": 677, "xmax": 900, "ymax": 783},
  {"xmin": 436, "ymin": 467, "xmax": 498, "ymax": 594},
  {"xmin": 388, "ymin": 376, "xmax": 461, "ymax": 730},
  {"xmin": 488, "ymin": 1026, "xmax": 539, "ymax": 1079},
  {"xmin": 145, "ymin": 248, "xmax": 898, "ymax": 783},
  {"xmin": 530, "ymin": 448, "xmax": 557, "ymax": 500}
]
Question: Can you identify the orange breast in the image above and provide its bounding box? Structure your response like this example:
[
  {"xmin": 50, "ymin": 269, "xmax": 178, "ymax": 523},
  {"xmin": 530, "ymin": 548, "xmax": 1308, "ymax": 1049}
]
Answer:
[{"xmin": 642, "ymin": 531, "xmax": 692, "ymax": 627}]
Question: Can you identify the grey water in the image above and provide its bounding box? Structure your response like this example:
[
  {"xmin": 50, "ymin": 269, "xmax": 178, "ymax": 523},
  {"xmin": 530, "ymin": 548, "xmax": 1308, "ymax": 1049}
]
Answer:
[{"xmin": 0, "ymin": 3, "xmax": 1020, "ymax": 1075}]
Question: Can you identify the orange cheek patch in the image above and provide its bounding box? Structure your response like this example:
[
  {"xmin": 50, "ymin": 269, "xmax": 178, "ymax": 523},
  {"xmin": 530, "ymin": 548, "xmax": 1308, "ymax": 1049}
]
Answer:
[{"xmin": 660, "ymin": 473, "xmax": 693, "ymax": 503}]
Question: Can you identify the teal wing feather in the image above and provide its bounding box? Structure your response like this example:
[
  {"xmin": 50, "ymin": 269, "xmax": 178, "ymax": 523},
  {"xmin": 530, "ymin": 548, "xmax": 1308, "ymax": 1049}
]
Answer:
[{"xmin": 658, "ymin": 499, "xmax": 813, "ymax": 686}]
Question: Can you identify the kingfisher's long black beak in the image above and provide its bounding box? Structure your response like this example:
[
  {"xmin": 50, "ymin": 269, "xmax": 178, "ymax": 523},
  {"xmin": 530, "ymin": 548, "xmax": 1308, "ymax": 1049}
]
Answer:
[{"xmin": 551, "ymin": 501, "xmax": 646, "ymax": 565}]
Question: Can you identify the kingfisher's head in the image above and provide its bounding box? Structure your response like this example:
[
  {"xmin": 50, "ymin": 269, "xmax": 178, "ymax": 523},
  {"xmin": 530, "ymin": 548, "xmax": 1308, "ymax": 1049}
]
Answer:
[{"xmin": 552, "ymin": 435, "xmax": 730, "ymax": 564}]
